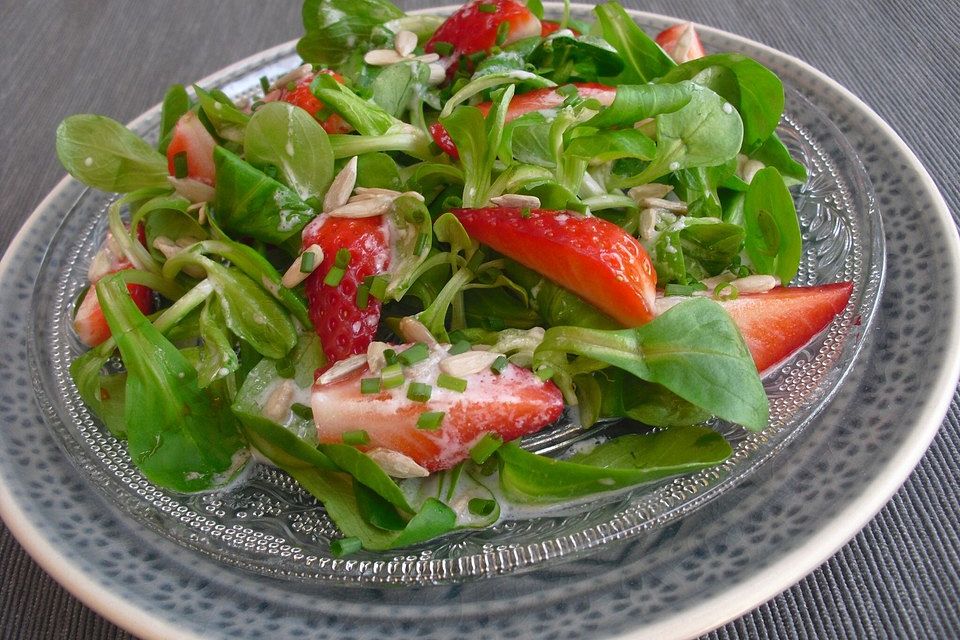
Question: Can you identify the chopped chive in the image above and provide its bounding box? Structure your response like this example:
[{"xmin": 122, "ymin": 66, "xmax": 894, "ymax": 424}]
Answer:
[
  {"xmin": 342, "ymin": 430, "xmax": 370, "ymax": 446},
  {"xmin": 323, "ymin": 265, "xmax": 346, "ymax": 287},
  {"xmin": 495, "ymin": 20, "xmax": 510, "ymax": 45},
  {"xmin": 399, "ymin": 343, "xmax": 429, "ymax": 366},
  {"xmin": 355, "ymin": 283, "xmax": 370, "ymax": 309},
  {"xmin": 383, "ymin": 349, "xmax": 399, "ymax": 366},
  {"xmin": 291, "ymin": 403, "xmax": 314, "ymax": 421},
  {"xmin": 536, "ymin": 366, "xmax": 554, "ymax": 382},
  {"xmin": 520, "ymin": 207, "xmax": 532, "ymax": 219},
  {"xmin": 299, "ymin": 251, "xmax": 316, "ymax": 273},
  {"xmin": 433, "ymin": 41, "xmax": 454, "ymax": 56},
  {"xmin": 172, "ymin": 151, "xmax": 188, "ymax": 179},
  {"xmin": 442, "ymin": 195, "xmax": 463, "ymax": 210},
  {"xmin": 468, "ymin": 497, "xmax": 497, "ymax": 517},
  {"xmin": 490, "ymin": 355, "xmax": 508, "ymax": 375},
  {"xmin": 416, "ymin": 411, "xmax": 445, "ymax": 430},
  {"xmin": 406, "ymin": 382, "xmax": 432, "ymax": 403},
  {"xmin": 275, "ymin": 359, "xmax": 295, "ymax": 379},
  {"xmin": 334, "ymin": 247, "xmax": 352, "ymax": 268},
  {"xmin": 360, "ymin": 377, "xmax": 381, "ymax": 394},
  {"xmin": 367, "ymin": 274, "xmax": 389, "ymax": 300},
  {"xmin": 251, "ymin": 100, "xmax": 264, "ymax": 111},
  {"xmin": 381, "ymin": 363, "xmax": 404, "ymax": 389},
  {"xmin": 286, "ymin": 81, "xmax": 297, "ymax": 91},
  {"xmin": 414, "ymin": 232, "xmax": 430, "ymax": 255},
  {"xmin": 468, "ymin": 51, "xmax": 487, "ymax": 65},
  {"xmin": 664, "ymin": 283, "xmax": 706, "ymax": 297},
  {"xmin": 437, "ymin": 373, "xmax": 468, "ymax": 393},
  {"xmin": 404, "ymin": 208, "xmax": 425, "ymax": 224},
  {"xmin": 478, "ymin": 2, "xmax": 497, "ymax": 12},
  {"xmin": 330, "ymin": 536, "xmax": 362, "ymax": 557},
  {"xmin": 736, "ymin": 265, "xmax": 751, "ymax": 278},
  {"xmin": 259, "ymin": 75, "xmax": 270, "ymax": 93},
  {"xmin": 713, "ymin": 282, "xmax": 739, "ymax": 301},
  {"xmin": 262, "ymin": 164, "xmax": 279, "ymax": 180},
  {"xmin": 448, "ymin": 339, "xmax": 472, "ymax": 355},
  {"xmin": 469, "ymin": 433, "xmax": 503, "ymax": 464}
]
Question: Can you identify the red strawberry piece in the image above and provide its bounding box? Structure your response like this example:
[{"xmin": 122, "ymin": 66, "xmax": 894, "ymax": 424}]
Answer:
[
  {"xmin": 166, "ymin": 111, "xmax": 217, "ymax": 185},
  {"xmin": 539, "ymin": 20, "xmax": 580, "ymax": 37},
  {"xmin": 433, "ymin": 83, "xmax": 616, "ymax": 157},
  {"xmin": 274, "ymin": 70, "xmax": 353, "ymax": 134},
  {"xmin": 74, "ymin": 228, "xmax": 153, "ymax": 347},
  {"xmin": 302, "ymin": 215, "xmax": 390, "ymax": 366},
  {"xmin": 426, "ymin": 0, "xmax": 541, "ymax": 60},
  {"xmin": 429, "ymin": 122, "xmax": 459, "ymax": 159},
  {"xmin": 719, "ymin": 283, "xmax": 853, "ymax": 372},
  {"xmin": 655, "ymin": 22, "xmax": 706, "ymax": 63},
  {"xmin": 312, "ymin": 343, "xmax": 564, "ymax": 471},
  {"xmin": 454, "ymin": 208, "xmax": 657, "ymax": 327}
]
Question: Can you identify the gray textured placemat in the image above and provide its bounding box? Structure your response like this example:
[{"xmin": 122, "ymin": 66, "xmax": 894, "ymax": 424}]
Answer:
[{"xmin": 1, "ymin": 1, "xmax": 957, "ymax": 638}]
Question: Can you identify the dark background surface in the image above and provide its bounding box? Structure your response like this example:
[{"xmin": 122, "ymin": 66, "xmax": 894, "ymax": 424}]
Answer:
[{"xmin": 1, "ymin": 1, "xmax": 958, "ymax": 638}]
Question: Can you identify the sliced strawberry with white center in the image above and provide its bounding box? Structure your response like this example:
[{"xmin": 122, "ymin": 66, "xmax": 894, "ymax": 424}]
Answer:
[
  {"xmin": 656, "ymin": 283, "xmax": 853, "ymax": 373},
  {"xmin": 267, "ymin": 70, "xmax": 353, "ymax": 134},
  {"xmin": 165, "ymin": 111, "xmax": 217, "ymax": 185},
  {"xmin": 655, "ymin": 22, "xmax": 706, "ymax": 63},
  {"xmin": 74, "ymin": 229, "xmax": 153, "ymax": 347},
  {"xmin": 454, "ymin": 207, "xmax": 658, "ymax": 327},
  {"xmin": 312, "ymin": 343, "xmax": 564, "ymax": 471},
  {"xmin": 426, "ymin": 0, "xmax": 541, "ymax": 62},
  {"xmin": 302, "ymin": 214, "xmax": 390, "ymax": 366}
]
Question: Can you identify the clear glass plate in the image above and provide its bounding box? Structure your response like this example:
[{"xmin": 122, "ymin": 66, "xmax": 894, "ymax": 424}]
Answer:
[{"xmin": 29, "ymin": 12, "xmax": 883, "ymax": 585}]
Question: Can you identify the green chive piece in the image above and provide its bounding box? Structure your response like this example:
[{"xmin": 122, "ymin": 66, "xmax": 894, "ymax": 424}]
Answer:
[
  {"xmin": 299, "ymin": 251, "xmax": 316, "ymax": 273},
  {"xmin": 442, "ymin": 195, "xmax": 463, "ymax": 210},
  {"xmin": 495, "ymin": 20, "xmax": 510, "ymax": 45},
  {"xmin": 714, "ymin": 282, "xmax": 740, "ymax": 301},
  {"xmin": 381, "ymin": 363, "xmax": 404, "ymax": 389},
  {"xmin": 520, "ymin": 207, "xmax": 532, "ymax": 219},
  {"xmin": 275, "ymin": 359, "xmax": 295, "ymax": 379},
  {"xmin": 399, "ymin": 343, "xmax": 429, "ymax": 366},
  {"xmin": 406, "ymin": 382, "xmax": 432, "ymax": 403},
  {"xmin": 291, "ymin": 403, "xmax": 313, "ymax": 421},
  {"xmin": 360, "ymin": 377, "xmax": 381, "ymax": 394},
  {"xmin": 330, "ymin": 536, "xmax": 362, "ymax": 557},
  {"xmin": 355, "ymin": 283, "xmax": 370, "ymax": 309},
  {"xmin": 172, "ymin": 151, "xmax": 188, "ymax": 179},
  {"xmin": 469, "ymin": 433, "xmax": 503, "ymax": 464},
  {"xmin": 383, "ymin": 349, "xmax": 399, "ymax": 366},
  {"xmin": 536, "ymin": 366, "xmax": 554, "ymax": 382},
  {"xmin": 259, "ymin": 75, "xmax": 270, "ymax": 93},
  {"xmin": 414, "ymin": 233, "xmax": 430, "ymax": 256},
  {"xmin": 251, "ymin": 100, "xmax": 264, "ymax": 111},
  {"xmin": 335, "ymin": 247, "xmax": 352, "ymax": 268},
  {"xmin": 433, "ymin": 41, "xmax": 454, "ymax": 56},
  {"xmin": 664, "ymin": 282, "xmax": 707, "ymax": 297},
  {"xmin": 437, "ymin": 373, "xmax": 468, "ymax": 393},
  {"xmin": 490, "ymin": 355, "xmax": 508, "ymax": 375},
  {"xmin": 286, "ymin": 81, "xmax": 297, "ymax": 91},
  {"xmin": 367, "ymin": 275, "xmax": 389, "ymax": 300},
  {"xmin": 416, "ymin": 411, "xmax": 445, "ymax": 430},
  {"xmin": 448, "ymin": 340, "xmax": 472, "ymax": 356},
  {"xmin": 478, "ymin": 2, "xmax": 497, "ymax": 12},
  {"xmin": 342, "ymin": 430, "xmax": 370, "ymax": 446},
  {"xmin": 323, "ymin": 266, "xmax": 346, "ymax": 287},
  {"xmin": 468, "ymin": 497, "xmax": 497, "ymax": 517}
]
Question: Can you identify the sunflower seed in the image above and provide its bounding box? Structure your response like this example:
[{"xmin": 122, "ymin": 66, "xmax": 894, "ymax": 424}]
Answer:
[
  {"xmin": 366, "ymin": 448, "xmax": 430, "ymax": 478},
  {"xmin": 398, "ymin": 317, "xmax": 438, "ymax": 346},
  {"xmin": 394, "ymin": 30, "xmax": 418, "ymax": 57},
  {"xmin": 638, "ymin": 208, "xmax": 660, "ymax": 240},
  {"xmin": 167, "ymin": 176, "xmax": 215, "ymax": 204},
  {"xmin": 323, "ymin": 156, "xmax": 358, "ymax": 213},
  {"xmin": 640, "ymin": 197, "xmax": 687, "ymax": 213},
  {"xmin": 366, "ymin": 341, "xmax": 391, "ymax": 374},
  {"xmin": 439, "ymin": 350, "xmax": 503, "ymax": 377},
  {"xmin": 281, "ymin": 244, "xmax": 324, "ymax": 288},
  {"xmin": 427, "ymin": 63, "xmax": 446, "ymax": 85},
  {"xmin": 326, "ymin": 195, "xmax": 395, "ymax": 218},
  {"xmin": 364, "ymin": 49, "xmax": 404, "ymax": 66},
  {"xmin": 490, "ymin": 194, "xmax": 541, "ymax": 208},
  {"xmin": 354, "ymin": 187, "xmax": 403, "ymax": 198},
  {"xmin": 628, "ymin": 183, "xmax": 674, "ymax": 201},
  {"xmin": 412, "ymin": 53, "xmax": 440, "ymax": 64},
  {"xmin": 728, "ymin": 274, "xmax": 779, "ymax": 293},
  {"xmin": 270, "ymin": 63, "xmax": 312, "ymax": 91},
  {"xmin": 263, "ymin": 380, "xmax": 297, "ymax": 422},
  {"xmin": 317, "ymin": 354, "xmax": 369, "ymax": 385}
]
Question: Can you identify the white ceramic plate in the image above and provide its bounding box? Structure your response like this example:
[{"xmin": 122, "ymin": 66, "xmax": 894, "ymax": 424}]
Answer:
[{"xmin": 2, "ymin": 6, "xmax": 958, "ymax": 638}]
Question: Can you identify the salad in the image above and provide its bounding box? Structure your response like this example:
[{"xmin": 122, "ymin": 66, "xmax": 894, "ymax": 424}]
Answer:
[{"xmin": 55, "ymin": 0, "xmax": 853, "ymax": 555}]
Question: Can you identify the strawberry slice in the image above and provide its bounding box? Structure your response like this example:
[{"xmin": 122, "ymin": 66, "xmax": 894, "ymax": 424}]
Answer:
[
  {"xmin": 74, "ymin": 229, "xmax": 153, "ymax": 347},
  {"xmin": 454, "ymin": 208, "xmax": 657, "ymax": 327},
  {"xmin": 302, "ymin": 215, "xmax": 390, "ymax": 365},
  {"xmin": 271, "ymin": 70, "xmax": 352, "ymax": 134},
  {"xmin": 540, "ymin": 20, "xmax": 580, "ymax": 37},
  {"xmin": 426, "ymin": 0, "xmax": 541, "ymax": 59},
  {"xmin": 433, "ymin": 83, "xmax": 616, "ymax": 157},
  {"xmin": 312, "ymin": 343, "xmax": 564, "ymax": 471},
  {"xmin": 655, "ymin": 22, "xmax": 706, "ymax": 63},
  {"xmin": 720, "ymin": 283, "xmax": 853, "ymax": 372},
  {"xmin": 166, "ymin": 111, "xmax": 217, "ymax": 185}
]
